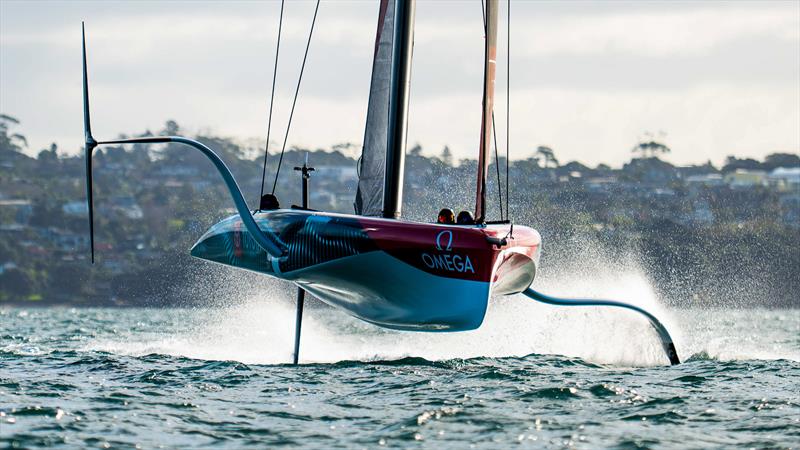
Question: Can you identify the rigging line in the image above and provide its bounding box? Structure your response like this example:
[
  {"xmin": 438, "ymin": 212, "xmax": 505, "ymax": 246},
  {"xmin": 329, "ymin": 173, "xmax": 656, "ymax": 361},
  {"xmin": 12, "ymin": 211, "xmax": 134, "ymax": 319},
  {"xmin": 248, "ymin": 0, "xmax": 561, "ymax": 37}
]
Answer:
[
  {"xmin": 271, "ymin": 0, "xmax": 320, "ymax": 195},
  {"xmin": 481, "ymin": 0, "xmax": 504, "ymax": 221},
  {"xmin": 492, "ymin": 113, "xmax": 504, "ymax": 220},
  {"xmin": 258, "ymin": 0, "xmax": 285, "ymax": 203},
  {"xmin": 506, "ymin": 0, "xmax": 510, "ymax": 221}
]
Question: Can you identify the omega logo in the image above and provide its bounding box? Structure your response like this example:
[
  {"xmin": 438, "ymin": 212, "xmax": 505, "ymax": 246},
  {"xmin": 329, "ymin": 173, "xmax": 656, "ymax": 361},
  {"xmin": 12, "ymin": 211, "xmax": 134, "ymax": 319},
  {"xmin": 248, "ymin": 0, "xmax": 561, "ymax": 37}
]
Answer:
[
  {"xmin": 435, "ymin": 230, "xmax": 453, "ymax": 251},
  {"xmin": 422, "ymin": 230, "xmax": 475, "ymax": 274}
]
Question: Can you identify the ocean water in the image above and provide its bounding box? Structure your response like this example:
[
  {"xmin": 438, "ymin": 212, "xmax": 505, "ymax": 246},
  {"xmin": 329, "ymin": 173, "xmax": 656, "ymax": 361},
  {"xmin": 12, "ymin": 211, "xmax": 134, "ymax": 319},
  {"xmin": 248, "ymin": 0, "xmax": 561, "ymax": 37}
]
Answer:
[{"xmin": 2, "ymin": 291, "xmax": 798, "ymax": 449}]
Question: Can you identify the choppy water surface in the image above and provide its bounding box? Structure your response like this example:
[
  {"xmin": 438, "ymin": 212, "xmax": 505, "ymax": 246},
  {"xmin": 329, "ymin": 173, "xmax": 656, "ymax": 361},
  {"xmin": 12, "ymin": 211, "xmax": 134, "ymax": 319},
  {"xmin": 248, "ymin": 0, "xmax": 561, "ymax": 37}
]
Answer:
[{"xmin": 1, "ymin": 301, "xmax": 798, "ymax": 449}]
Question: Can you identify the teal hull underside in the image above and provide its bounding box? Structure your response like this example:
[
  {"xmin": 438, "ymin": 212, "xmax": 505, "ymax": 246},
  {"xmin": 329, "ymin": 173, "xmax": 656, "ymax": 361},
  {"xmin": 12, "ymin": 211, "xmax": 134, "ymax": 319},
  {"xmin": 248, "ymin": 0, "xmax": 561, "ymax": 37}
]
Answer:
[{"xmin": 190, "ymin": 210, "xmax": 540, "ymax": 332}]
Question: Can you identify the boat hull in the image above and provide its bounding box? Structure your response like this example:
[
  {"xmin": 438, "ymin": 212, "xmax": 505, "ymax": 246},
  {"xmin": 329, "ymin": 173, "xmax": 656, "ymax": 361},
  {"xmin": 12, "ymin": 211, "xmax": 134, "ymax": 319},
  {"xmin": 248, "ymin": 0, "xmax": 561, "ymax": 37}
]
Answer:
[{"xmin": 190, "ymin": 210, "xmax": 541, "ymax": 331}]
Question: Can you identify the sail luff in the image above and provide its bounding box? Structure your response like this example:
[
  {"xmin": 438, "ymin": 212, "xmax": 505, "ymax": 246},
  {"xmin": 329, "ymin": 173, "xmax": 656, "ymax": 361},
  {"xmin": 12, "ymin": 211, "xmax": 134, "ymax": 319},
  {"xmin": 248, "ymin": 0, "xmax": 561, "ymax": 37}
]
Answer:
[
  {"xmin": 475, "ymin": 0, "xmax": 498, "ymax": 223},
  {"xmin": 355, "ymin": 0, "xmax": 394, "ymax": 216}
]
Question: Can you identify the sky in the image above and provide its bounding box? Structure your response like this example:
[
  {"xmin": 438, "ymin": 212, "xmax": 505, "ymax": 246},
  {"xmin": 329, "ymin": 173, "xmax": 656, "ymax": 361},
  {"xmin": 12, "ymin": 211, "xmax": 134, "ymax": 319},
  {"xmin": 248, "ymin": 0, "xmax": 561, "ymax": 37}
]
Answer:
[{"xmin": 1, "ymin": 0, "xmax": 798, "ymax": 167}]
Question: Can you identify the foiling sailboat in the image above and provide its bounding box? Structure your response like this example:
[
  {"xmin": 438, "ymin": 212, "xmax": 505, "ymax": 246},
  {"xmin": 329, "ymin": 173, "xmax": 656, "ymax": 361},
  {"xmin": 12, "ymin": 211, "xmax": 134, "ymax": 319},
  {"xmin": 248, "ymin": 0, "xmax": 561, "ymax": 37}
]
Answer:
[{"xmin": 81, "ymin": 0, "xmax": 680, "ymax": 365}]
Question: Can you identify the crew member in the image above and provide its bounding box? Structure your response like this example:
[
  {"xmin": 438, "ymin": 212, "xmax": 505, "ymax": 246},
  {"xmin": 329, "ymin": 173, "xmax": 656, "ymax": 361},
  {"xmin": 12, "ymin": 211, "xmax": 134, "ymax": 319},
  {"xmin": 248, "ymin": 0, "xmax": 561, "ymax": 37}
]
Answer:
[
  {"xmin": 259, "ymin": 194, "xmax": 280, "ymax": 211},
  {"xmin": 457, "ymin": 210, "xmax": 475, "ymax": 225},
  {"xmin": 437, "ymin": 208, "xmax": 455, "ymax": 224}
]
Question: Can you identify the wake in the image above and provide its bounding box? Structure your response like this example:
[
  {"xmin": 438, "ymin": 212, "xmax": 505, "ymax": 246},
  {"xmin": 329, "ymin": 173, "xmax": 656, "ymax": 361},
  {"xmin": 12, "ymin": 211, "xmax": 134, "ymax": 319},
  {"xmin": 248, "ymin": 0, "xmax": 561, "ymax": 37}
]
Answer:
[
  {"xmin": 88, "ymin": 265, "xmax": 800, "ymax": 367},
  {"xmin": 88, "ymin": 238, "xmax": 800, "ymax": 366}
]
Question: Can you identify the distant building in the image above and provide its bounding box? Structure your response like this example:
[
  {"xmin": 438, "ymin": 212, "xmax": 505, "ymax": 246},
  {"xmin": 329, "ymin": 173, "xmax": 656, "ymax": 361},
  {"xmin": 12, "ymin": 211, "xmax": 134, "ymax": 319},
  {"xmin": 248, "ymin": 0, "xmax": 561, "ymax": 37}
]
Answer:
[
  {"xmin": 558, "ymin": 171, "xmax": 582, "ymax": 183},
  {"xmin": 768, "ymin": 167, "xmax": 800, "ymax": 192},
  {"xmin": 62, "ymin": 201, "xmax": 89, "ymax": 216},
  {"xmin": 585, "ymin": 177, "xmax": 618, "ymax": 193},
  {"xmin": 685, "ymin": 173, "xmax": 725, "ymax": 187},
  {"xmin": 724, "ymin": 169, "xmax": 767, "ymax": 189},
  {"xmin": 0, "ymin": 261, "xmax": 18, "ymax": 275},
  {"xmin": 0, "ymin": 199, "xmax": 33, "ymax": 224},
  {"xmin": 111, "ymin": 197, "xmax": 144, "ymax": 220}
]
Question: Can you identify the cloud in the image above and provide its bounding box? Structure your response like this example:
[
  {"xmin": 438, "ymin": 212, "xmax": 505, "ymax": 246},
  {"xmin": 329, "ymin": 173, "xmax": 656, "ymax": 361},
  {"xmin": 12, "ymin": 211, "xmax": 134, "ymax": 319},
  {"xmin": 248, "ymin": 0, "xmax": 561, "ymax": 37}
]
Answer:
[
  {"xmin": 1, "ymin": 0, "xmax": 798, "ymax": 167},
  {"xmin": 412, "ymin": 3, "xmax": 799, "ymax": 57},
  {"xmin": 0, "ymin": 2, "xmax": 375, "ymax": 49},
  {"xmin": 518, "ymin": 6, "xmax": 800, "ymax": 57}
]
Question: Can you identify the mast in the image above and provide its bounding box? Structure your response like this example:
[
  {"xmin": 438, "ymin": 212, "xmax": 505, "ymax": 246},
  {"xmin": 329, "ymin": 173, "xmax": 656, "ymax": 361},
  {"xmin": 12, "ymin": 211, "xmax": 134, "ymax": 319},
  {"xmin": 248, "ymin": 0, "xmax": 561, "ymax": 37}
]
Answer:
[
  {"xmin": 474, "ymin": 0, "xmax": 498, "ymax": 223},
  {"xmin": 382, "ymin": 0, "xmax": 415, "ymax": 219}
]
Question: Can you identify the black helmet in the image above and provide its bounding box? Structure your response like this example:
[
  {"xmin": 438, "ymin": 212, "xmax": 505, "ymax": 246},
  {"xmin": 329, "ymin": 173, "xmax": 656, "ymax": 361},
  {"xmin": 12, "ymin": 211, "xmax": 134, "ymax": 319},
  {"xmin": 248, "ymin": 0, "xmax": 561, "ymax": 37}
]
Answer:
[
  {"xmin": 457, "ymin": 210, "xmax": 475, "ymax": 225},
  {"xmin": 437, "ymin": 208, "xmax": 455, "ymax": 224},
  {"xmin": 259, "ymin": 194, "xmax": 280, "ymax": 210}
]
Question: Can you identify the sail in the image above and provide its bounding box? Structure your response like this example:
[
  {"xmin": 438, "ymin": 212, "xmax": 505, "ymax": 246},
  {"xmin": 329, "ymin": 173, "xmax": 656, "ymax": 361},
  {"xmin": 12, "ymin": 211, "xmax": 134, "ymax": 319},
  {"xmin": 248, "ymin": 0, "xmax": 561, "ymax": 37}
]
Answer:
[
  {"xmin": 474, "ymin": 0, "xmax": 498, "ymax": 222},
  {"xmin": 355, "ymin": 0, "xmax": 394, "ymax": 216}
]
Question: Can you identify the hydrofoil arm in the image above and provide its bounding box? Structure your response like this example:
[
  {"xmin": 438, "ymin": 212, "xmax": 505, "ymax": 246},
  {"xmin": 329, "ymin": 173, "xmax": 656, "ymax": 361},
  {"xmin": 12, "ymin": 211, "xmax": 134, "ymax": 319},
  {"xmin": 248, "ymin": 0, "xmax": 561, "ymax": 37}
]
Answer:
[
  {"xmin": 522, "ymin": 288, "xmax": 680, "ymax": 365},
  {"xmin": 81, "ymin": 23, "xmax": 285, "ymax": 261},
  {"xmin": 90, "ymin": 137, "xmax": 287, "ymax": 260}
]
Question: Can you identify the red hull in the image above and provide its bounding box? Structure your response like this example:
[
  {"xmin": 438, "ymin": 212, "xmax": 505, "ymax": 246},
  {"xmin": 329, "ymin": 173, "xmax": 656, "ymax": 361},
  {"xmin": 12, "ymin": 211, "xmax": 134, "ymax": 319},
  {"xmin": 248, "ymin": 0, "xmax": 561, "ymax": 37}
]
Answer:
[{"xmin": 192, "ymin": 210, "xmax": 542, "ymax": 331}]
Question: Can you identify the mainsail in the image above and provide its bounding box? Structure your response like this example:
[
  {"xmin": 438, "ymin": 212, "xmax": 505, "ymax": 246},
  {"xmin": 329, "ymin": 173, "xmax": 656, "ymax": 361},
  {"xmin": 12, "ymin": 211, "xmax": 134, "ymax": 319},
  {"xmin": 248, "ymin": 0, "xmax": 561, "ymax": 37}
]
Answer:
[{"xmin": 355, "ymin": 0, "xmax": 395, "ymax": 216}]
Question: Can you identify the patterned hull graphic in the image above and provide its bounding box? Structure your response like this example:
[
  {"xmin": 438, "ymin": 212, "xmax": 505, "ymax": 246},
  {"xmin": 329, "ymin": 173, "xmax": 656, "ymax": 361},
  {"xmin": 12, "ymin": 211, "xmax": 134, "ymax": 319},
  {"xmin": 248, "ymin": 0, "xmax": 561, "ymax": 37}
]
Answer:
[{"xmin": 190, "ymin": 210, "xmax": 541, "ymax": 331}]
